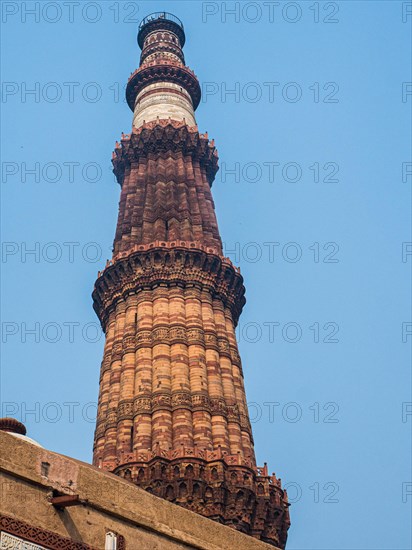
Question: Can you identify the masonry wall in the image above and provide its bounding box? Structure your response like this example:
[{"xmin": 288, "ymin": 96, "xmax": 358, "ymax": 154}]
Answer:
[{"xmin": 0, "ymin": 431, "xmax": 277, "ymax": 550}]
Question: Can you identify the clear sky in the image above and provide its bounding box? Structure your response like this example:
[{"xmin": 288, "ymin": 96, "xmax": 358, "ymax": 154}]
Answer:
[{"xmin": 1, "ymin": 1, "xmax": 411, "ymax": 549}]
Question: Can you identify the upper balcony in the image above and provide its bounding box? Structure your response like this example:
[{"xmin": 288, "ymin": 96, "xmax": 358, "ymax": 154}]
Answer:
[
  {"xmin": 138, "ymin": 12, "xmax": 185, "ymax": 49},
  {"xmin": 139, "ymin": 12, "xmax": 184, "ymax": 31}
]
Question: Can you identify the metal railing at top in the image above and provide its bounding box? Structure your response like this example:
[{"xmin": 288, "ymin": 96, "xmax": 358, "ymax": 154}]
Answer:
[{"xmin": 139, "ymin": 12, "xmax": 184, "ymax": 31}]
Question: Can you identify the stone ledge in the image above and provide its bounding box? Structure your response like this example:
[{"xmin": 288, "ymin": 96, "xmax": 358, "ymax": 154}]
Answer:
[{"xmin": 92, "ymin": 245, "xmax": 246, "ymax": 331}]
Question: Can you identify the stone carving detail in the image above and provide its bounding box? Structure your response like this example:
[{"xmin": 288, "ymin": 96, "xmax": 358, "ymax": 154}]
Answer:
[
  {"xmin": 204, "ymin": 332, "xmax": 218, "ymax": 348},
  {"xmin": 122, "ymin": 336, "xmax": 135, "ymax": 353},
  {"xmin": 111, "ymin": 342, "xmax": 123, "ymax": 361},
  {"xmin": 186, "ymin": 328, "xmax": 204, "ymax": 344},
  {"xmin": 96, "ymin": 392, "xmax": 252, "ymax": 436},
  {"xmin": 93, "ymin": 246, "xmax": 246, "ymax": 331},
  {"xmin": 112, "ymin": 459, "xmax": 290, "ymax": 549},
  {"xmin": 168, "ymin": 326, "xmax": 186, "ymax": 342},
  {"xmin": 191, "ymin": 394, "xmax": 210, "ymax": 411},
  {"xmin": 152, "ymin": 394, "xmax": 172, "ymax": 411},
  {"xmin": 226, "ymin": 404, "xmax": 240, "ymax": 422},
  {"xmin": 1, "ymin": 532, "xmax": 46, "ymax": 550},
  {"xmin": 126, "ymin": 65, "xmax": 201, "ymax": 112},
  {"xmin": 105, "ymin": 410, "xmax": 117, "ymax": 430},
  {"xmin": 136, "ymin": 331, "xmax": 151, "ymax": 345},
  {"xmin": 117, "ymin": 400, "xmax": 134, "ymax": 420},
  {"xmin": 171, "ymin": 392, "xmax": 192, "ymax": 409},
  {"xmin": 112, "ymin": 122, "xmax": 218, "ymax": 188},
  {"xmin": 0, "ymin": 515, "xmax": 101, "ymax": 550},
  {"xmin": 133, "ymin": 396, "xmax": 151, "ymax": 413},
  {"xmin": 151, "ymin": 327, "xmax": 169, "ymax": 344},
  {"xmin": 230, "ymin": 347, "xmax": 241, "ymax": 365},
  {"xmin": 217, "ymin": 338, "xmax": 231, "ymax": 355},
  {"xmin": 210, "ymin": 398, "xmax": 227, "ymax": 416}
]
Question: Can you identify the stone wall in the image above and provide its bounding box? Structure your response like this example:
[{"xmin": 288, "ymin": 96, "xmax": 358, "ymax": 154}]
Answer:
[
  {"xmin": 133, "ymin": 82, "xmax": 196, "ymax": 128},
  {"xmin": 0, "ymin": 431, "xmax": 278, "ymax": 550}
]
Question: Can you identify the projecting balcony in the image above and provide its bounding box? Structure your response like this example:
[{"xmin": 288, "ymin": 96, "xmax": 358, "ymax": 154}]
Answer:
[
  {"xmin": 138, "ymin": 12, "xmax": 186, "ymax": 49},
  {"xmin": 138, "ymin": 12, "xmax": 184, "ymax": 32}
]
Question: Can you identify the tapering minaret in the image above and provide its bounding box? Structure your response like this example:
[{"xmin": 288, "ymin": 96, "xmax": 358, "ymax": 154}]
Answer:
[{"xmin": 92, "ymin": 12, "xmax": 290, "ymax": 548}]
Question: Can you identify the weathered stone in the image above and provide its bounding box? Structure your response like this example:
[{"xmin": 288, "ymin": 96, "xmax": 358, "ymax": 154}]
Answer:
[
  {"xmin": 0, "ymin": 431, "xmax": 279, "ymax": 550},
  {"xmin": 91, "ymin": 12, "xmax": 290, "ymax": 549}
]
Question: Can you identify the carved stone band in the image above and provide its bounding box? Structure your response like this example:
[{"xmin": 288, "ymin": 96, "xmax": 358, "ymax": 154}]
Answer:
[{"xmin": 93, "ymin": 247, "xmax": 246, "ymax": 331}]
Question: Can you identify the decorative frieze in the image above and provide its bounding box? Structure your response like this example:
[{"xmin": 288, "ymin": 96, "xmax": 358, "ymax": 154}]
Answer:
[
  {"xmin": 117, "ymin": 400, "xmax": 134, "ymax": 421},
  {"xmin": 135, "ymin": 330, "xmax": 151, "ymax": 346},
  {"xmin": 151, "ymin": 393, "xmax": 172, "ymax": 412},
  {"xmin": 133, "ymin": 396, "xmax": 151, "ymax": 414},
  {"xmin": 171, "ymin": 392, "xmax": 192, "ymax": 410},
  {"xmin": 0, "ymin": 514, "xmax": 99, "ymax": 550},
  {"xmin": 126, "ymin": 64, "xmax": 201, "ymax": 112},
  {"xmin": 217, "ymin": 337, "xmax": 231, "ymax": 356},
  {"xmin": 108, "ymin": 456, "xmax": 289, "ymax": 549},
  {"xmin": 93, "ymin": 247, "xmax": 245, "ymax": 331},
  {"xmin": 112, "ymin": 121, "xmax": 218, "ymax": 187},
  {"xmin": 95, "ymin": 392, "xmax": 249, "ymax": 433},
  {"xmin": 122, "ymin": 336, "xmax": 135, "ymax": 354},
  {"xmin": 191, "ymin": 393, "xmax": 210, "ymax": 412}
]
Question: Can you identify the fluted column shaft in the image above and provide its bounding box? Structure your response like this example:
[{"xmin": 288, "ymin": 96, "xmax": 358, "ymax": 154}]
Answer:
[
  {"xmin": 92, "ymin": 11, "xmax": 290, "ymax": 547},
  {"xmin": 94, "ymin": 283, "xmax": 253, "ymax": 463}
]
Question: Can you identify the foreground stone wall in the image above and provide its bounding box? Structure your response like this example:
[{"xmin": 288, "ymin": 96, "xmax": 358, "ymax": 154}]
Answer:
[{"xmin": 0, "ymin": 431, "xmax": 278, "ymax": 550}]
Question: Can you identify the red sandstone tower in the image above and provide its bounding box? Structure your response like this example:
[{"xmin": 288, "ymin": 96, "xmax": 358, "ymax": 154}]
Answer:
[{"xmin": 92, "ymin": 13, "xmax": 290, "ymax": 548}]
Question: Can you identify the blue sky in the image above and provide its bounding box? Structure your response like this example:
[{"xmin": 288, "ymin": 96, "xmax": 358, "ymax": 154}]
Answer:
[{"xmin": 1, "ymin": 2, "xmax": 411, "ymax": 549}]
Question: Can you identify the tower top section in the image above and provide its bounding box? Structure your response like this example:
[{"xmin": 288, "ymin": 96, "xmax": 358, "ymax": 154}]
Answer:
[
  {"xmin": 97, "ymin": 13, "xmax": 290, "ymax": 548},
  {"xmin": 126, "ymin": 12, "xmax": 200, "ymax": 128},
  {"xmin": 137, "ymin": 12, "xmax": 185, "ymax": 49}
]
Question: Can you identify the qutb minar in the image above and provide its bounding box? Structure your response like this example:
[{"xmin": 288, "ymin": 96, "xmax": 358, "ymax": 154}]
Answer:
[{"xmin": 92, "ymin": 12, "xmax": 290, "ymax": 548}]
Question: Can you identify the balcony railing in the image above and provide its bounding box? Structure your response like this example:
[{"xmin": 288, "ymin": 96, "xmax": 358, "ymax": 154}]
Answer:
[{"xmin": 138, "ymin": 12, "xmax": 184, "ymax": 31}]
